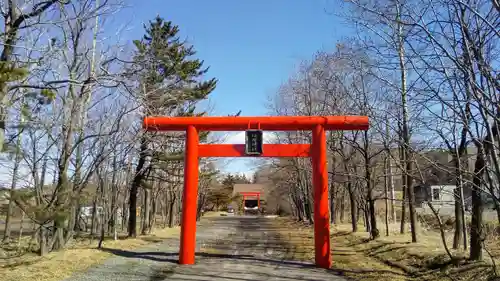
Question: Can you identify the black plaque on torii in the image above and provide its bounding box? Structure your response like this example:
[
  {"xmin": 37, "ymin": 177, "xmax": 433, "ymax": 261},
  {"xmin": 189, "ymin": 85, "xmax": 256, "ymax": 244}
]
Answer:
[{"xmin": 245, "ymin": 130, "xmax": 263, "ymax": 156}]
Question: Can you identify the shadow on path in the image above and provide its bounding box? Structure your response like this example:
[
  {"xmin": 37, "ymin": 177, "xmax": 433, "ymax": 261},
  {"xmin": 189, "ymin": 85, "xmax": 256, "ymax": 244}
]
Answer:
[
  {"xmin": 99, "ymin": 247, "xmax": 320, "ymax": 269},
  {"xmin": 100, "ymin": 247, "xmax": 405, "ymax": 279}
]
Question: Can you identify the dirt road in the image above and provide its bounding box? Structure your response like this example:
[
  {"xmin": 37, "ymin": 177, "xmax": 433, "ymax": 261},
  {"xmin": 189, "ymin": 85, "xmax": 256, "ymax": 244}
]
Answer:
[{"xmin": 65, "ymin": 216, "xmax": 345, "ymax": 281}]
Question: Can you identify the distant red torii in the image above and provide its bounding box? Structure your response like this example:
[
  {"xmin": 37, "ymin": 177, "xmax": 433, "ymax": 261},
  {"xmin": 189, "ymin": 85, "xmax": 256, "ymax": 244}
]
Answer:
[
  {"xmin": 239, "ymin": 192, "xmax": 261, "ymax": 210},
  {"xmin": 143, "ymin": 115, "xmax": 369, "ymax": 269}
]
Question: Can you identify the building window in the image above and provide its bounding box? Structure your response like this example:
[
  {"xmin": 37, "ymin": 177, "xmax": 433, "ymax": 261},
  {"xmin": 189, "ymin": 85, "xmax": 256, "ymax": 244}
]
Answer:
[{"xmin": 432, "ymin": 188, "xmax": 440, "ymax": 201}]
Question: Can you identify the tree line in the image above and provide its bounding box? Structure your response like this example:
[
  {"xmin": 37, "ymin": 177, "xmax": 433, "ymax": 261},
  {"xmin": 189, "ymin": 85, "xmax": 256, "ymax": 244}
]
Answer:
[
  {"xmin": 0, "ymin": 0, "xmax": 238, "ymax": 256},
  {"xmin": 256, "ymin": 0, "xmax": 499, "ymax": 265}
]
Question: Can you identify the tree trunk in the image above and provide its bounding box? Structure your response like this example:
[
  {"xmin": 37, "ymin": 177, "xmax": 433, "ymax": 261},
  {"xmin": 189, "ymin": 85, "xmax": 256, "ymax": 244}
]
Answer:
[
  {"xmin": 17, "ymin": 210, "xmax": 25, "ymax": 246},
  {"xmin": 141, "ymin": 188, "xmax": 150, "ymax": 235},
  {"xmin": 149, "ymin": 195, "xmax": 157, "ymax": 232},
  {"xmin": 329, "ymin": 139, "xmax": 337, "ymax": 224},
  {"xmin": 400, "ymin": 144, "xmax": 407, "ymax": 234},
  {"xmin": 52, "ymin": 171, "xmax": 71, "ymax": 251},
  {"xmin": 0, "ymin": 27, "xmax": 17, "ymax": 153},
  {"xmin": 168, "ymin": 200, "xmax": 176, "ymax": 228},
  {"xmin": 407, "ymin": 159, "xmax": 418, "ymax": 243},
  {"xmin": 495, "ymin": 200, "xmax": 500, "ymax": 225},
  {"xmin": 453, "ymin": 187, "xmax": 463, "ymax": 249},
  {"xmin": 386, "ymin": 119, "xmax": 396, "ymax": 224},
  {"xmin": 122, "ymin": 193, "xmax": 128, "ymax": 231},
  {"xmin": 299, "ymin": 167, "xmax": 313, "ymax": 224},
  {"xmin": 330, "ymin": 181, "xmax": 336, "ymax": 224},
  {"xmin": 364, "ymin": 128, "xmax": 379, "ymax": 239},
  {"xmin": 470, "ymin": 143, "xmax": 486, "ymax": 261},
  {"xmin": 39, "ymin": 227, "xmax": 48, "ymax": 256},
  {"xmin": 52, "ymin": 74, "xmax": 81, "ymax": 251},
  {"xmin": 90, "ymin": 191, "xmax": 99, "ymax": 237},
  {"xmin": 395, "ymin": 0, "xmax": 416, "ymax": 242},
  {"xmin": 384, "ymin": 156, "xmax": 390, "ymax": 236},
  {"xmin": 98, "ymin": 177, "xmax": 107, "ymax": 248},
  {"xmin": 364, "ymin": 208, "xmax": 371, "ymax": 232},
  {"xmin": 389, "ymin": 164, "xmax": 396, "ymax": 224},
  {"xmin": 196, "ymin": 191, "xmax": 205, "ymax": 221},
  {"xmin": 295, "ymin": 193, "xmax": 304, "ymax": 222},
  {"xmin": 340, "ymin": 189, "xmax": 346, "ymax": 223},
  {"xmin": 2, "ymin": 131, "xmax": 22, "ymax": 242},
  {"xmin": 128, "ymin": 136, "xmax": 148, "ymax": 237},
  {"xmin": 176, "ymin": 189, "xmax": 182, "ymax": 226},
  {"xmin": 109, "ymin": 151, "xmax": 118, "ymax": 235},
  {"xmin": 35, "ymin": 154, "xmax": 48, "ymax": 256},
  {"xmin": 347, "ymin": 182, "xmax": 358, "ymax": 232}
]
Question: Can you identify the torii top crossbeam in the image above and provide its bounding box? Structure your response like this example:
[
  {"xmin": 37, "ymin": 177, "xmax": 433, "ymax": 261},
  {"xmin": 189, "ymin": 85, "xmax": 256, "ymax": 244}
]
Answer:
[{"xmin": 143, "ymin": 115, "xmax": 369, "ymax": 131}]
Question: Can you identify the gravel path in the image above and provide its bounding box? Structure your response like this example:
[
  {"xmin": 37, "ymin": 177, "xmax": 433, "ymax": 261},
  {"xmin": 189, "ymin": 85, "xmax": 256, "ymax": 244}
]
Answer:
[{"xmin": 65, "ymin": 216, "xmax": 346, "ymax": 281}]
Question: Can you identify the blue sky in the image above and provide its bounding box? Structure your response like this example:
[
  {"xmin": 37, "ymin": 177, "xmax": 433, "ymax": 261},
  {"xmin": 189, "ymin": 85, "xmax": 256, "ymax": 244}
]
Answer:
[{"xmin": 118, "ymin": 0, "xmax": 351, "ymax": 177}]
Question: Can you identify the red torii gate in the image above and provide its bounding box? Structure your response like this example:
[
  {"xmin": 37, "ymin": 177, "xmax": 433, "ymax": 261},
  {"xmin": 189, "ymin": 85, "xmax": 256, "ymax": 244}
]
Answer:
[
  {"xmin": 143, "ymin": 115, "xmax": 369, "ymax": 269},
  {"xmin": 239, "ymin": 192, "xmax": 261, "ymax": 210}
]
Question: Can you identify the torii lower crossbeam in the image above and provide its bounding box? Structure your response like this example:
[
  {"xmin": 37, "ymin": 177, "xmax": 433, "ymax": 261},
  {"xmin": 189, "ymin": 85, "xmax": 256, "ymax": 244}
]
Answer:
[{"xmin": 143, "ymin": 115, "xmax": 369, "ymax": 269}]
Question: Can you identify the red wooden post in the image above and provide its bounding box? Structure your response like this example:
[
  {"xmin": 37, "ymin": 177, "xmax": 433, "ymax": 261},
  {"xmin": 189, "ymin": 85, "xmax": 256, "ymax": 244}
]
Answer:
[
  {"xmin": 179, "ymin": 125, "xmax": 199, "ymax": 265},
  {"xmin": 312, "ymin": 124, "xmax": 331, "ymax": 269}
]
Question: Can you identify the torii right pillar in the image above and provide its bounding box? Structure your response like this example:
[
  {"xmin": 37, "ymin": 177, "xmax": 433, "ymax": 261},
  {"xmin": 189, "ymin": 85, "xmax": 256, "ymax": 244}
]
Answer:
[{"xmin": 311, "ymin": 124, "xmax": 331, "ymax": 268}]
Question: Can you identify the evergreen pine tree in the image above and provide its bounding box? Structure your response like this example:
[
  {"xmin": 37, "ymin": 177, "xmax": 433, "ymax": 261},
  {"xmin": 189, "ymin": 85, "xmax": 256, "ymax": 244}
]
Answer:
[{"xmin": 127, "ymin": 16, "xmax": 217, "ymax": 237}]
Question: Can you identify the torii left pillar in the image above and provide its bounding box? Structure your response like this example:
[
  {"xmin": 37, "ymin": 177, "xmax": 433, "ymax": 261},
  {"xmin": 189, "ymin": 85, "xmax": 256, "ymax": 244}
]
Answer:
[{"xmin": 179, "ymin": 125, "xmax": 199, "ymax": 265}]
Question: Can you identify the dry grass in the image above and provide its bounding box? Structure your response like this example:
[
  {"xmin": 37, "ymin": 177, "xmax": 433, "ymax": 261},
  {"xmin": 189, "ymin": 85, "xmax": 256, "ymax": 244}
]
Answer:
[
  {"xmin": 274, "ymin": 218, "xmax": 500, "ymax": 281},
  {"xmin": 0, "ymin": 226, "xmax": 180, "ymax": 281}
]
